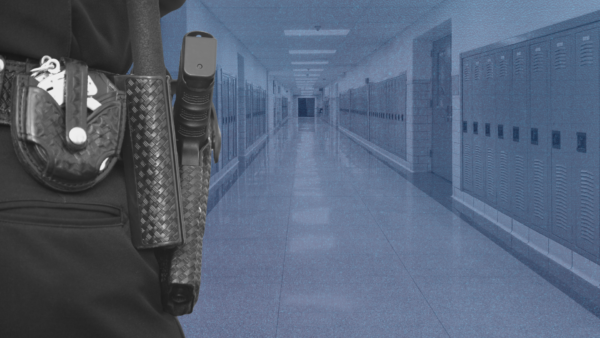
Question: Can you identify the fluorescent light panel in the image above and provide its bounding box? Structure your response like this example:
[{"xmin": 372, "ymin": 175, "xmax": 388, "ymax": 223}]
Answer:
[
  {"xmin": 284, "ymin": 29, "xmax": 349, "ymax": 36},
  {"xmin": 289, "ymin": 50, "xmax": 336, "ymax": 54},
  {"xmin": 292, "ymin": 61, "xmax": 328, "ymax": 65}
]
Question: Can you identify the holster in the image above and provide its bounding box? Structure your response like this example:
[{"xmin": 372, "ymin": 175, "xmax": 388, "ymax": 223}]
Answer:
[
  {"xmin": 114, "ymin": 74, "xmax": 184, "ymax": 249},
  {"xmin": 8, "ymin": 58, "xmax": 126, "ymax": 192},
  {"xmin": 163, "ymin": 105, "xmax": 217, "ymax": 316}
]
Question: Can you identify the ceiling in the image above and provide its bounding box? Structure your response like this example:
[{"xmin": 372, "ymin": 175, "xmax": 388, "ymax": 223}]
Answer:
[{"xmin": 200, "ymin": 0, "xmax": 446, "ymax": 95}]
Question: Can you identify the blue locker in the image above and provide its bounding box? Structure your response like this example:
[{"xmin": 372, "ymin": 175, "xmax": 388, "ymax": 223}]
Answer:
[
  {"xmin": 495, "ymin": 49, "xmax": 512, "ymax": 213},
  {"xmin": 222, "ymin": 75, "xmax": 229, "ymax": 166},
  {"xmin": 550, "ymin": 32, "xmax": 576, "ymax": 242},
  {"xmin": 385, "ymin": 80, "xmax": 391, "ymax": 153},
  {"xmin": 573, "ymin": 28, "xmax": 600, "ymax": 256},
  {"xmin": 472, "ymin": 56, "xmax": 486, "ymax": 199},
  {"xmin": 398, "ymin": 74, "xmax": 407, "ymax": 160},
  {"xmin": 482, "ymin": 54, "xmax": 497, "ymax": 205},
  {"xmin": 462, "ymin": 58, "xmax": 474, "ymax": 194},
  {"xmin": 509, "ymin": 45, "xmax": 529, "ymax": 223},
  {"xmin": 528, "ymin": 39, "xmax": 552, "ymax": 231}
]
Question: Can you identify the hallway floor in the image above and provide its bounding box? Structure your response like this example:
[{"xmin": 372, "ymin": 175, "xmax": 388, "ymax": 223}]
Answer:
[{"xmin": 179, "ymin": 117, "xmax": 600, "ymax": 338}]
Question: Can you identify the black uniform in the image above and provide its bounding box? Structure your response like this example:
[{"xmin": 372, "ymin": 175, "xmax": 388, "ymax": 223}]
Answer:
[{"xmin": 0, "ymin": 1, "xmax": 187, "ymax": 337}]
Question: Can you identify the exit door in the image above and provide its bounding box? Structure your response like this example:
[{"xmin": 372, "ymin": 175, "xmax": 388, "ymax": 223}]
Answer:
[
  {"xmin": 298, "ymin": 98, "xmax": 315, "ymax": 117},
  {"xmin": 431, "ymin": 35, "xmax": 452, "ymax": 182}
]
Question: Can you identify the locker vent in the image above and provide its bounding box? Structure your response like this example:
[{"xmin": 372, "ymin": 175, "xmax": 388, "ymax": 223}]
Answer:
[
  {"xmin": 499, "ymin": 151, "xmax": 509, "ymax": 204},
  {"xmin": 554, "ymin": 164, "xmax": 569, "ymax": 231},
  {"xmin": 553, "ymin": 46, "xmax": 567, "ymax": 70},
  {"xmin": 474, "ymin": 143, "xmax": 483, "ymax": 191},
  {"xmin": 515, "ymin": 55, "xmax": 525, "ymax": 76},
  {"xmin": 464, "ymin": 142, "xmax": 472, "ymax": 185},
  {"xmin": 533, "ymin": 51, "xmax": 545, "ymax": 73},
  {"xmin": 580, "ymin": 41, "xmax": 594, "ymax": 66},
  {"xmin": 533, "ymin": 159, "xmax": 545, "ymax": 221},
  {"xmin": 485, "ymin": 60, "xmax": 493, "ymax": 79},
  {"xmin": 579, "ymin": 171, "xmax": 596, "ymax": 244},
  {"xmin": 515, "ymin": 155, "xmax": 526, "ymax": 211},
  {"xmin": 474, "ymin": 63, "xmax": 480, "ymax": 81},
  {"xmin": 463, "ymin": 64, "xmax": 470, "ymax": 80},
  {"xmin": 487, "ymin": 147, "xmax": 495, "ymax": 197},
  {"xmin": 499, "ymin": 58, "xmax": 508, "ymax": 77}
]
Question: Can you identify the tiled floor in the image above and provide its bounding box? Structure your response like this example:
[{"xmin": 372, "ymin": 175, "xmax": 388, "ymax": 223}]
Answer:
[{"xmin": 179, "ymin": 117, "xmax": 600, "ymax": 338}]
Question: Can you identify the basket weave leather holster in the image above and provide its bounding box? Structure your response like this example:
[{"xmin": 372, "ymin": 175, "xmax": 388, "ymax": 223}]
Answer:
[
  {"xmin": 8, "ymin": 58, "xmax": 127, "ymax": 192},
  {"xmin": 114, "ymin": 74, "xmax": 184, "ymax": 249}
]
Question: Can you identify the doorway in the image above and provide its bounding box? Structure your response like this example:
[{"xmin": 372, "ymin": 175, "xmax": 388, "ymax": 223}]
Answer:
[
  {"xmin": 298, "ymin": 98, "xmax": 315, "ymax": 117},
  {"xmin": 431, "ymin": 35, "xmax": 452, "ymax": 182}
]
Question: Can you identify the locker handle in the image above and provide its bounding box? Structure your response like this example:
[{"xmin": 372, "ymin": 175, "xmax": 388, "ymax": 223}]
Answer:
[
  {"xmin": 531, "ymin": 128, "xmax": 538, "ymax": 145},
  {"xmin": 552, "ymin": 130, "xmax": 560, "ymax": 149},
  {"xmin": 577, "ymin": 132, "xmax": 586, "ymax": 153}
]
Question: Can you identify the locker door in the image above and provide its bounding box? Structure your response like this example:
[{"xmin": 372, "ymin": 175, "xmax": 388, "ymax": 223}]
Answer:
[
  {"xmin": 574, "ymin": 28, "xmax": 600, "ymax": 256},
  {"xmin": 369, "ymin": 84, "xmax": 373, "ymax": 142},
  {"xmin": 399, "ymin": 74, "xmax": 407, "ymax": 160},
  {"xmin": 462, "ymin": 58, "xmax": 474, "ymax": 194},
  {"xmin": 528, "ymin": 40, "xmax": 552, "ymax": 231},
  {"xmin": 510, "ymin": 45, "xmax": 529, "ymax": 223},
  {"xmin": 550, "ymin": 32, "xmax": 576, "ymax": 242},
  {"xmin": 386, "ymin": 80, "xmax": 392, "ymax": 153},
  {"xmin": 364, "ymin": 86, "xmax": 369, "ymax": 139},
  {"xmin": 232, "ymin": 78, "xmax": 237, "ymax": 159},
  {"xmin": 392, "ymin": 78, "xmax": 399, "ymax": 156},
  {"xmin": 472, "ymin": 56, "xmax": 485, "ymax": 199},
  {"xmin": 350, "ymin": 89, "xmax": 354, "ymax": 134},
  {"xmin": 483, "ymin": 54, "xmax": 497, "ymax": 205},
  {"xmin": 222, "ymin": 76, "xmax": 229, "ymax": 166},
  {"xmin": 495, "ymin": 49, "xmax": 512, "ymax": 213}
]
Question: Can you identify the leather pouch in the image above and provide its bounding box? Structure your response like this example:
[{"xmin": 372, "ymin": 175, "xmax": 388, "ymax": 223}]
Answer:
[{"xmin": 10, "ymin": 58, "xmax": 126, "ymax": 192}]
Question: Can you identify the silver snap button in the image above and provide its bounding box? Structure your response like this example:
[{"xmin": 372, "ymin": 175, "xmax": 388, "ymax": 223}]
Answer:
[
  {"xmin": 69, "ymin": 127, "xmax": 87, "ymax": 145},
  {"xmin": 99, "ymin": 158, "xmax": 109, "ymax": 172}
]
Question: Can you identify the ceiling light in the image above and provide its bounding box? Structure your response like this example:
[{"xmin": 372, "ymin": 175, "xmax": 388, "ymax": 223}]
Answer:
[
  {"xmin": 293, "ymin": 69, "xmax": 309, "ymax": 72},
  {"xmin": 289, "ymin": 50, "xmax": 336, "ymax": 54},
  {"xmin": 284, "ymin": 29, "xmax": 349, "ymax": 36},
  {"xmin": 292, "ymin": 61, "xmax": 329, "ymax": 65},
  {"xmin": 309, "ymin": 69, "xmax": 324, "ymax": 72}
]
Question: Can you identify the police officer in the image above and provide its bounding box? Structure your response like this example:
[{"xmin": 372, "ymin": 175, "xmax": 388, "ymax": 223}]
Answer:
[{"xmin": 0, "ymin": 1, "xmax": 188, "ymax": 337}]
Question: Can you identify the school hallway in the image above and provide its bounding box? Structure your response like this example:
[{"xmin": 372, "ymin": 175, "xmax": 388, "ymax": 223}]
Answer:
[{"xmin": 177, "ymin": 117, "xmax": 600, "ymax": 337}]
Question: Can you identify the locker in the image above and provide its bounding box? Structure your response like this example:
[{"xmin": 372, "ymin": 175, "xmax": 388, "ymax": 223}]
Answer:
[
  {"xmin": 472, "ymin": 56, "xmax": 485, "ymax": 199},
  {"xmin": 495, "ymin": 49, "xmax": 512, "ymax": 213},
  {"xmin": 376, "ymin": 82, "xmax": 383, "ymax": 149},
  {"xmin": 391, "ymin": 79, "xmax": 398, "ymax": 156},
  {"xmin": 398, "ymin": 74, "xmax": 407, "ymax": 160},
  {"xmin": 482, "ymin": 54, "xmax": 497, "ymax": 205},
  {"xmin": 384, "ymin": 80, "xmax": 391, "ymax": 153},
  {"xmin": 368, "ymin": 84, "xmax": 375, "ymax": 145},
  {"xmin": 528, "ymin": 39, "xmax": 552, "ymax": 231},
  {"xmin": 573, "ymin": 28, "xmax": 600, "ymax": 255},
  {"xmin": 212, "ymin": 69, "xmax": 220, "ymax": 175},
  {"xmin": 462, "ymin": 58, "xmax": 474, "ymax": 194},
  {"xmin": 364, "ymin": 86, "xmax": 369, "ymax": 139},
  {"xmin": 350, "ymin": 89, "xmax": 355, "ymax": 134},
  {"xmin": 231, "ymin": 78, "xmax": 237, "ymax": 160},
  {"xmin": 222, "ymin": 75, "xmax": 229, "ymax": 166},
  {"xmin": 509, "ymin": 45, "xmax": 529, "ymax": 223},
  {"xmin": 550, "ymin": 32, "xmax": 576, "ymax": 242}
]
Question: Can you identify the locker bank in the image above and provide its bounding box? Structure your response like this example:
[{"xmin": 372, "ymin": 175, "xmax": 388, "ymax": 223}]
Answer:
[{"xmin": 162, "ymin": 1, "xmax": 600, "ymax": 337}]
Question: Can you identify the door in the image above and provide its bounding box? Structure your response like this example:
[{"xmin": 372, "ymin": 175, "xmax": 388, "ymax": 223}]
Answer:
[
  {"xmin": 431, "ymin": 35, "xmax": 453, "ymax": 181},
  {"xmin": 298, "ymin": 98, "xmax": 308, "ymax": 117},
  {"xmin": 307, "ymin": 98, "xmax": 315, "ymax": 117}
]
